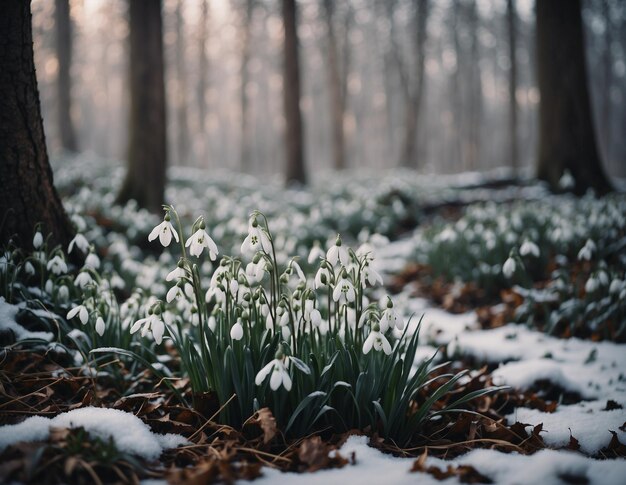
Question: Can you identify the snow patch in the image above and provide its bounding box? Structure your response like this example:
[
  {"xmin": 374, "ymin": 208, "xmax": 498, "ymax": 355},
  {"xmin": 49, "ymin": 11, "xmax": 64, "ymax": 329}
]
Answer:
[
  {"xmin": 0, "ymin": 297, "xmax": 53, "ymax": 341},
  {"xmin": 0, "ymin": 407, "xmax": 188, "ymax": 460}
]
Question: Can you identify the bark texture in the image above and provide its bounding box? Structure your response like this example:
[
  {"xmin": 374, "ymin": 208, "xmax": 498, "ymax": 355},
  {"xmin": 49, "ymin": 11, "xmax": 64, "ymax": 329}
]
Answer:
[
  {"xmin": 117, "ymin": 0, "xmax": 167, "ymax": 213},
  {"xmin": 282, "ymin": 0, "xmax": 306, "ymax": 185},
  {"xmin": 506, "ymin": 0, "xmax": 518, "ymax": 174},
  {"xmin": 536, "ymin": 0, "xmax": 611, "ymax": 194},
  {"xmin": 55, "ymin": 0, "xmax": 77, "ymax": 152},
  {"xmin": 0, "ymin": 0, "xmax": 75, "ymax": 250},
  {"xmin": 399, "ymin": 0, "xmax": 429, "ymax": 168}
]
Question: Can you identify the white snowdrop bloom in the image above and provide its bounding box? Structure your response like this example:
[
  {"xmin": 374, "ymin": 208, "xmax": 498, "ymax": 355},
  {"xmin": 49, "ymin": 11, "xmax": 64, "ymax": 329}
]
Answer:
[
  {"xmin": 241, "ymin": 218, "xmax": 271, "ymax": 254},
  {"xmin": 208, "ymin": 315, "xmax": 217, "ymax": 332},
  {"xmin": 24, "ymin": 261, "xmax": 35, "ymax": 276},
  {"xmin": 577, "ymin": 239, "xmax": 596, "ymax": 261},
  {"xmin": 245, "ymin": 260, "xmax": 265, "ymax": 283},
  {"xmin": 281, "ymin": 325, "xmax": 291, "ymax": 340},
  {"xmin": 33, "ymin": 231, "xmax": 43, "ymax": 249},
  {"xmin": 520, "ymin": 240, "xmax": 540, "ymax": 257},
  {"xmin": 165, "ymin": 262, "xmax": 187, "ymax": 281},
  {"xmin": 57, "ymin": 285, "xmax": 69, "ymax": 302},
  {"xmin": 85, "ymin": 252, "xmax": 100, "ymax": 270},
  {"xmin": 288, "ymin": 260, "xmax": 306, "ymax": 283},
  {"xmin": 356, "ymin": 242, "xmax": 375, "ymax": 261},
  {"xmin": 67, "ymin": 304, "xmax": 89, "ymax": 325},
  {"xmin": 68, "ymin": 233, "xmax": 90, "ymax": 254},
  {"xmin": 229, "ymin": 279, "xmax": 239, "ymax": 297},
  {"xmin": 609, "ymin": 279, "xmax": 623, "ymax": 295},
  {"xmin": 230, "ymin": 319, "xmax": 244, "ymax": 340},
  {"xmin": 166, "ymin": 283, "xmax": 187, "ymax": 303},
  {"xmin": 255, "ymin": 357, "xmax": 292, "ymax": 391},
  {"xmin": 185, "ymin": 228, "xmax": 218, "ymax": 260},
  {"xmin": 45, "ymin": 279, "xmax": 54, "ymax": 294},
  {"xmin": 130, "ymin": 313, "xmax": 165, "ymax": 345},
  {"xmin": 148, "ymin": 217, "xmax": 179, "ymax": 247},
  {"xmin": 437, "ymin": 226, "xmax": 457, "ymax": 243},
  {"xmin": 308, "ymin": 308, "xmax": 322, "ymax": 327},
  {"xmin": 380, "ymin": 299, "xmax": 404, "ymax": 332},
  {"xmin": 314, "ymin": 265, "xmax": 332, "ymax": 288},
  {"xmin": 74, "ymin": 270, "xmax": 94, "ymax": 289},
  {"xmin": 332, "ymin": 273, "xmax": 355, "ymax": 303},
  {"xmin": 308, "ymin": 242, "xmax": 325, "ymax": 264},
  {"xmin": 363, "ymin": 324, "xmax": 392, "ymax": 355},
  {"xmin": 265, "ymin": 312, "xmax": 275, "ymax": 330},
  {"xmin": 95, "ymin": 316, "xmax": 106, "ymax": 336},
  {"xmin": 111, "ymin": 274, "xmax": 125, "ymax": 290},
  {"xmin": 502, "ymin": 257, "xmax": 516, "ymax": 278},
  {"xmin": 361, "ymin": 264, "xmax": 383, "ymax": 287},
  {"xmin": 559, "ymin": 170, "xmax": 575, "ymax": 190},
  {"xmin": 326, "ymin": 236, "xmax": 350, "ymax": 267},
  {"xmin": 46, "ymin": 255, "xmax": 68, "ymax": 275},
  {"xmin": 585, "ymin": 277, "xmax": 598, "ymax": 293}
]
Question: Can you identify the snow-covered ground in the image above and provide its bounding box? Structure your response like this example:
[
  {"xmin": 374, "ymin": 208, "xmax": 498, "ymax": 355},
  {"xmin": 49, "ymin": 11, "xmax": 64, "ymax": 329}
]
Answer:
[{"xmin": 2, "ymin": 291, "xmax": 624, "ymax": 484}]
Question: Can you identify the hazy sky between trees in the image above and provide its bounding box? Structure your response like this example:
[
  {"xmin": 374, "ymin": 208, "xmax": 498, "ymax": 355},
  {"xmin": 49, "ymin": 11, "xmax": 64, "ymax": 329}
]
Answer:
[{"xmin": 31, "ymin": 0, "xmax": 626, "ymax": 180}]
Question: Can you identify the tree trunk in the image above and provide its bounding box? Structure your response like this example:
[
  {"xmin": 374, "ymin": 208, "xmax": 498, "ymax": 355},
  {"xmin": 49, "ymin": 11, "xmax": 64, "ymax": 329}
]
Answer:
[
  {"xmin": 400, "ymin": 0, "xmax": 429, "ymax": 168},
  {"xmin": 536, "ymin": 0, "xmax": 611, "ymax": 194},
  {"xmin": 322, "ymin": 0, "xmax": 347, "ymax": 171},
  {"xmin": 466, "ymin": 0, "xmax": 482, "ymax": 171},
  {"xmin": 240, "ymin": 0, "xmax": 255, "ymax": 172},
  {"xmin": 55, "ymin": 0, "xmax": 77, "ymax": 153},
  {"xmin": 506, "ymin": 0, "xmax": 519, "ymax": 175},
  {"xmin": 0, "ymin": 1, "xmax": 75, "ymax": 249},
  {"xmin": 282, "ymin": 0, "xmax": 306, "ymax": 185},
  {"xmin": 197, "ymin": 0, "xmax": 209, "ymax": 165},
  {"xmin": 175, "ymin": 0, "xmax": 189, "ymax": 166},
  {"xmin": 117, "ymin": 0, "xmax": 167, "ymax": 213}
]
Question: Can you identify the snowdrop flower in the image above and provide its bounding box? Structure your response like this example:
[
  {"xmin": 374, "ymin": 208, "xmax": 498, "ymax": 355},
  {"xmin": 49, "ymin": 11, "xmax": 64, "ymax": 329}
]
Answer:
[
  {"xmin": 33, "ymin": 231, "xmax": 43, "ymax": 249},
  {"xmin": 314, "ymin": 263, "xmax": 332, "ymax": 288},
  {"xmin": 148, "ymin": 214, "xmax": 179, "ymax": 247},
  {"xmin": 166, "ymin": 259, "xmax": 187, "ymax": 281},
  {"xmin": 502, "ymin": 256, "xmax": 516, "ymax": 279},
  {"xmin": 361, "ymin": 263, "xmax": 383, "ymax": 287},
  {"xmin": 241, "ymin": 216, "xmax": 271, "ymax": 254},
  {"xmin": 333, "ymin": 270, "xmax": 355, "ymax": 303},
  {"xmin": 85, "ymin": 251, "xmax": 100, "ymax": 270},
  {"xmin": 609, "ymin": 278, "xmax": 623, "ymax": 295},
  {"xmin": 57, "ymin": 285, "xmax": 69, "ymax": 302},
  {"xmin": 380, "ymin": 298, "xmax": 404, "ymax": 332},
  {"xmin": 307, "ymin": 242, "xmax": 325, "ymax": 264},
  {"xmin": 185, "ymin": 226, "xmax": 218, "ymax": 260},
  {"xmin": 255, "ymin": 348, "xmax": 292, "ymax": 391},
  {"xmin": 230, "ymin": 319, "xmax": 244, "ymax": 340},
  {"xmin": 95, "ymin": 315, "xmax": 106, "ymax": 336},
  {"xmin": 286, "ymin": 260, "xmax": 306, "ymax": 283},
  {"xmin": 520, "ymin": 240, "xmax": 540, "ymax": 258},
  {"xmin": 303, "ymin": 298, "xmax": 322, "ymax": 327},
  {"xmin": 559, "ymin": 170, "xmax": 575, "ymax": 190},
  {"xmin": 47, "ymin": 255, "xmax": 67, "ymax": 275},
  {"xmin": 130, "ymin": 309, "xmax": 165, "ymax": 345},
  {"xmin": 577, "ymin": 239, "xmax": 596, "ymax": 261},
  {"xmin": 24, "ymin": 261, "xmax": 35, "ymax": 276},
  {"xmin": 74, "ymin": 269, "xmax": 94, "ymax": 289},
  {"xmin": 45, "ymin": 279, "xmax": 53, "ymax": 294},
  {"xmin": 363, "ymin": 322, "xmax": 392, "ymax": 355},
  {"xmin": 326, "ymin": 235, "xmax": 350, "ymax": 267},
  {"xmin": 166, "ymin": 281, "xmax": 190, "ymax": 303},
  {"xmin": 67, "ymin": 304, "xmax": 89, "ymax": 325},
  {"xmin": 245, "ymin": 259, "xmax": 265, "ymax": 283},
  {"xmin": 585, "ymin": 276, "xmax": 598, "ymax": 293},
  {"xmin": 208, "ymin": 315, "xmax": 217, "ymax": 332},
  {"xmin": 68, "ymin": 233, "xmax": 90, "ymax": 254}
]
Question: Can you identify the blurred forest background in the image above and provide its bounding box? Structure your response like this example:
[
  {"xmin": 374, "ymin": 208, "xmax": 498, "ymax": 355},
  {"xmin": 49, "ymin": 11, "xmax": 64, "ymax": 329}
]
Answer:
[{"xmin": 32, "ymin": 0, "xmax": 625, "ymax": 181}]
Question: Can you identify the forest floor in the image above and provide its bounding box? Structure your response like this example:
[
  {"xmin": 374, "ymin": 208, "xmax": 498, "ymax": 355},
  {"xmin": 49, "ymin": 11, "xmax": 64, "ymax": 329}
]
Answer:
[{"xmin": 1, "ymin": 157, "xmax": 625, "ymax": 484}]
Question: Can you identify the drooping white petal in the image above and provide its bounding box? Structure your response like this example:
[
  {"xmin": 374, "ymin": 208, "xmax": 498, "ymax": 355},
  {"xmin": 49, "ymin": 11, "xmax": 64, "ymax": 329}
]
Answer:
[
  {"xmin": 255, "ymin": 360, "xmax": 275, "ymax": 386},
  {"xmin": 95, "ymin": 317, "xmax": 106, "ymax": 336}
]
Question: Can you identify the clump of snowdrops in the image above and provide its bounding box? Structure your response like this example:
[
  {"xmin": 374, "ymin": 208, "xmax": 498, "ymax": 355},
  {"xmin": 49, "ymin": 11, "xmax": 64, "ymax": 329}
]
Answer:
[{"xmin": 94, "ymin": 206, "xmax": 501, "ymax": 444}]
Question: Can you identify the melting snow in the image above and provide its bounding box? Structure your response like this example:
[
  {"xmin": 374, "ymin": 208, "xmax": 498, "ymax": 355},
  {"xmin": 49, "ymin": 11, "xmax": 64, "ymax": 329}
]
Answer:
[{"xmin": 0, "ymin": 407, "xmax": 188, "ymax": 460}]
